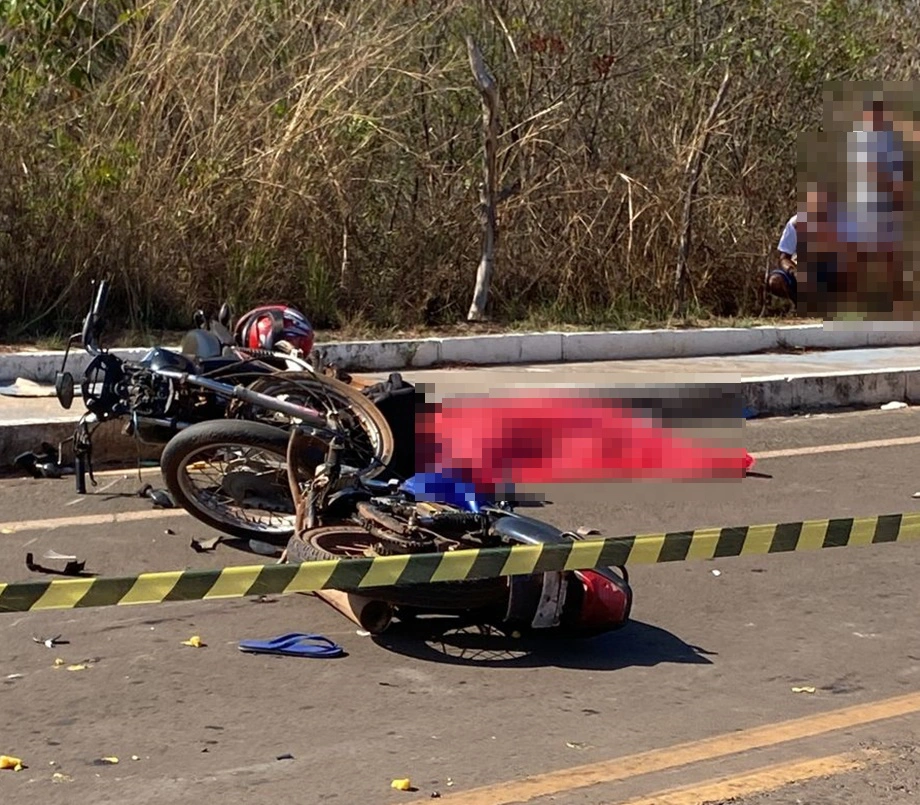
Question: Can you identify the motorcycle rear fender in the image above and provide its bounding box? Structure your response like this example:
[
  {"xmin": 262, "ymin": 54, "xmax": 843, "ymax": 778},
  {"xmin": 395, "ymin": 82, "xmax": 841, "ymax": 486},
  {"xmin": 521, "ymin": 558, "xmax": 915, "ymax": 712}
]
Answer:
[{"xmin": 492, "ymin": 511, "xmax": 633, "ymax": 631}]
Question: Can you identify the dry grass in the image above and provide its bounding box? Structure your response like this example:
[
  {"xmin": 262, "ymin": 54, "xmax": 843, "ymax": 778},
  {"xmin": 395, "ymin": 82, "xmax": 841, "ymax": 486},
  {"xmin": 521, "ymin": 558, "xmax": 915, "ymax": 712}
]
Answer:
[{"xmin": 1, "ymin": 0, "xmax": 918, "ymax": 339}]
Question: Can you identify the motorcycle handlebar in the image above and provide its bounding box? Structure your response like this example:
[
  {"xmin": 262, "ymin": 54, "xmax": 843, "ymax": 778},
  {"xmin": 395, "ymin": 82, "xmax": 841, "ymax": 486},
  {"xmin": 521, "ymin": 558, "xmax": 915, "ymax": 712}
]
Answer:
[{"xmin": 155, "ymin": 369, "xmax": 332, "ymax": 430}]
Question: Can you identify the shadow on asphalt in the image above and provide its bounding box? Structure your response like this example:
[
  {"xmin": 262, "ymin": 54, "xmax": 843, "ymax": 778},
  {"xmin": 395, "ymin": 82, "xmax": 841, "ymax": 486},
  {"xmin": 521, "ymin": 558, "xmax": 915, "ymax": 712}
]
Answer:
[{"xmin": 373, "ymin": 618, "xmax": 716, "ymax": 670}]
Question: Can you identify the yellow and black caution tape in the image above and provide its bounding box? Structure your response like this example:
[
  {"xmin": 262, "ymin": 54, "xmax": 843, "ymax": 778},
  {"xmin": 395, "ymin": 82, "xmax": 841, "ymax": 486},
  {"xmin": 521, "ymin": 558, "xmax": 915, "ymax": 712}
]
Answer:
[{"xmin": 1, "ymin": 512, "xmax": 918, "ymax": 613}]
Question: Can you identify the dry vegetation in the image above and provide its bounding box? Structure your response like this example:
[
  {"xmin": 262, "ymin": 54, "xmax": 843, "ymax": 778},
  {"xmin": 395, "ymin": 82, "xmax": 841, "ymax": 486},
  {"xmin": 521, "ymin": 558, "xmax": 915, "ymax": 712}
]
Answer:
[{"xmin": 1, "ymin": 0, "xmax": 918, "ymax": 339}]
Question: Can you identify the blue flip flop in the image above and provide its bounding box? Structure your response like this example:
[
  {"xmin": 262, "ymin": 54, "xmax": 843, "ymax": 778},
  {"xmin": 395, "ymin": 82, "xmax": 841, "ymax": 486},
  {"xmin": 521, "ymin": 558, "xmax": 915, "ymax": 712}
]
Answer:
[{"xmin": 238, "ymin": 632, "xmax": 344, "ymax": 658}]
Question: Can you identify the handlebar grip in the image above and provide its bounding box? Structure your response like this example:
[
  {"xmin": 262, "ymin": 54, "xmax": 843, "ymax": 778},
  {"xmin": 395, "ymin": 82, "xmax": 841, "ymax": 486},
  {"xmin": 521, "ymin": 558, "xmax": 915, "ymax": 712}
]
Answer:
[{"xmin": 75, "ymin": 455, "xmax": 87, "ymax": 494}]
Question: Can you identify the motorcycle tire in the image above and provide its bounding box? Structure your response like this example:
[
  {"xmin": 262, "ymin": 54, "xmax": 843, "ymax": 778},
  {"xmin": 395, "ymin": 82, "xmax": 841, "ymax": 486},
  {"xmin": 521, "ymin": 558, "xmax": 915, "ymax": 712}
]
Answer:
[
  {"xmin": 161, "ymin": 420, "xmax": 324, "ymax": 541},
  {"xmin": 285, "ymin": 526, "xmax": 509, "ymax": 611},
  {"xmin": 236, "ymin": 371, "xmax": 396, "ymax": 480}
]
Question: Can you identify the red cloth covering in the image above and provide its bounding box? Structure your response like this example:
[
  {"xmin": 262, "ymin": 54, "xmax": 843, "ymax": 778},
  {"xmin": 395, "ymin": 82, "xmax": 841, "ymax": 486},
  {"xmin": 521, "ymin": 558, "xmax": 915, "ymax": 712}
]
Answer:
[{"xmin": 417, "ymin": 394, "xmax": 754, "ymax": 489}]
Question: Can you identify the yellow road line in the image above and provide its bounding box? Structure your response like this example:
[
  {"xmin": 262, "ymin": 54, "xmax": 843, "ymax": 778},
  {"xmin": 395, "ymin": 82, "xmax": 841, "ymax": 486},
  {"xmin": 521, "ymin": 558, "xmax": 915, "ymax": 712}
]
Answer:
[
  {"xmin": 610, "ymin": 749, "xmax": 880, "ymax": 805},
  {"xmin": 413, "ymin": 690, "xmax": 920, "ymax": 805},
  {"xmin": 0, "ymin": 507, "xmax": 187, "ymax": 534},
  {"xmin": 754, "ymin": 434, "xmax": 920, "ymax": 460}
]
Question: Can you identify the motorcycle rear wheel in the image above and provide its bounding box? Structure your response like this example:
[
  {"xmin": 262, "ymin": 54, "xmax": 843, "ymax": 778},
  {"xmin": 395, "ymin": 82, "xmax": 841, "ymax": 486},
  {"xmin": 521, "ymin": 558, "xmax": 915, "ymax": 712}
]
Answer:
[{"xmin": 285, "ymin": 525, "xmax": 509, "ymax": 611}]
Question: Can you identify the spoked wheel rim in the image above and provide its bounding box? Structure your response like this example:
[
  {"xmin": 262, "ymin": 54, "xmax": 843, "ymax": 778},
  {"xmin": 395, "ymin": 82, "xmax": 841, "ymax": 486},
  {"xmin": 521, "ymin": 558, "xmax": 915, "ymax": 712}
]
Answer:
[
  {"xmin": 176, "ymin": 441, "xmax": 305, "ymax": 536},
  {"xmin": 308, "ymin": 527, "xmax": 395, "ymax": 558},
  {"xmin": 240, "ymin": 373, "xmax": 395, "ymax": 478}
]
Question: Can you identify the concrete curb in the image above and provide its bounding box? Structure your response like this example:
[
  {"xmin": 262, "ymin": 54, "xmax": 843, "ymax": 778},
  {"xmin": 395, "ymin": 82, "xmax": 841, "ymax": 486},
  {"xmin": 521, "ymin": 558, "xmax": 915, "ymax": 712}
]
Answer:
[
  {"xmin": 4, "ymin": 323, "xmax": 920, "ymax": 383},
  {"xmin": 4, "ymin": 367, "xmax": 920, "ymax": 470}
]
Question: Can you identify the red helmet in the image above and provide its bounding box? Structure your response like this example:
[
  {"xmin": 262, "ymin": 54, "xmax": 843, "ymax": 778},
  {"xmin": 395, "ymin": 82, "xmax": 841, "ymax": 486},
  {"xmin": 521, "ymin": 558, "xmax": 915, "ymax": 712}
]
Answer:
[{"xmin": 234, "ymin": 304, "xmax": 315, "ymax": 355}]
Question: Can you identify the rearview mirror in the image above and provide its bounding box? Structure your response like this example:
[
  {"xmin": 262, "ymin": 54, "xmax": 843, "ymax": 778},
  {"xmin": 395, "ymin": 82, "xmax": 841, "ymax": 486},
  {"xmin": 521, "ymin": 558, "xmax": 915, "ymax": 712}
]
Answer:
[{"xmin": 55, "ymin": 371, "xmax": 75, "ymax": 410}]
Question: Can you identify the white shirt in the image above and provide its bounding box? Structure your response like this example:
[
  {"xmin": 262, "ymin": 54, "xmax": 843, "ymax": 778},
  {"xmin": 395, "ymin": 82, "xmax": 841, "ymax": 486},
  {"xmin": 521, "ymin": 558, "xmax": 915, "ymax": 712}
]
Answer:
[{"xmin": 778, "ymin": 215, "xmax": 797, "ymax": 259}]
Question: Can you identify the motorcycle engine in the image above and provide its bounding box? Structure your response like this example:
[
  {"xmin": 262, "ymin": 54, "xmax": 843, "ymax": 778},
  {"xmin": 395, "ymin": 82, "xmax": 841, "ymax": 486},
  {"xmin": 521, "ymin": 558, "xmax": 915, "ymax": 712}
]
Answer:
[{"xmin": 122, "ymin": 366, "xmax": 176, "ymax": 417}]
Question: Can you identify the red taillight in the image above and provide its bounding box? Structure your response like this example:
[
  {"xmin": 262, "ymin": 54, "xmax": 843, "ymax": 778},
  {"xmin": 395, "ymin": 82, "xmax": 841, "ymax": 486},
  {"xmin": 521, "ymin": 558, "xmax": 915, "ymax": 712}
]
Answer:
[{"xmin": 572, "ymin": 570, "xmax": 630, "ymax": 630}]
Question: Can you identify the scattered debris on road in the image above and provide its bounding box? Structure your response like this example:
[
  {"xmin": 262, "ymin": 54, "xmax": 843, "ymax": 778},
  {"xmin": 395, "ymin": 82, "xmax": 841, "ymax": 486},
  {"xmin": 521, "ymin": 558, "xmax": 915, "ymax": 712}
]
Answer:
[
  {"xmin": 792, "ymin": 686, "xmax": 817, "ymax": 694},
  {"xmin": 32, "ymin": 633, "xmax": 66, "ymax": 649},
  {"xmin": 248, "ymin": 539, "xmax": 281, "ymax": 557},
  {"xmin": 0, "ymin": 755, "xmax": 24, "ymax": 771},
  {"xmin": 93, "ymin": 757, "xmax": 119, "ymax": 766},
  {"xmin": 138, "ymin": 484, "xmax": 176, "ymax": 508},
  {"xmin": 881, "ymin": 401, "xmax": 908, "ymax": 410},
  {"xmin": 181, "ymin": 635, "xmax": 205, "ymax": 648},
  {"xmin": 276, "ymin": 753, "xmax": 295, "ymax": 761},
  {"xmin": 190, "ymin": 535, "xmax": 222, "ymax": 553},
  {"xmin": 25, "ymin": 551, "xmax": 88, "ymax": 577},
  {"xmin": 238, "ymin": 632, "xmax": 344, "ymax": 658},
  {"xmin": 14, "ymin": 442, "xmax": 70, "ymax": 479},
  {"xmin": 391, "ymin": 778, "xmax": 415, "ymax": 792}
]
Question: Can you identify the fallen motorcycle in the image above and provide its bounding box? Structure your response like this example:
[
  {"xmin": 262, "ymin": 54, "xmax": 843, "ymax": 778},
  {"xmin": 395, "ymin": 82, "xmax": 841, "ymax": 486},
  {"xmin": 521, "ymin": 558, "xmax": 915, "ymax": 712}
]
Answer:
[
  {"xmin": 53, "ymin": 280, "xmax": 395, "ymax": 532},
  {"xmin": 282, "ymin": 428, "xmax": 634, "ymax": 638},
  {"xmin": 156, "ymin": 373, "xmax": 416, "ymax": 541}
]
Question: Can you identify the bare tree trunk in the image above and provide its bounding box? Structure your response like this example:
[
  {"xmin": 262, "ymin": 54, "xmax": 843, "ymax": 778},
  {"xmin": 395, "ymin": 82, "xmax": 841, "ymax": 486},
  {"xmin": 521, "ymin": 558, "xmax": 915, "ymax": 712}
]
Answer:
[
  {"xmin": 466, "ymin": 35, "xmax": 500, "ymax": 323},
  {"xmin": 674, "ymin": 67, "xmax": 731, "ymax": 318}
]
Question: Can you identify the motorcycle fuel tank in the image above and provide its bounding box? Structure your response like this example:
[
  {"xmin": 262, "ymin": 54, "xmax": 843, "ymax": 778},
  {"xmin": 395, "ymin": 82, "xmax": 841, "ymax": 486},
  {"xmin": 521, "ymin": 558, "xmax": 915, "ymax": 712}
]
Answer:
[{"xmin": 139, "ymin": 347, "xmax": 198, "ymax": 374}]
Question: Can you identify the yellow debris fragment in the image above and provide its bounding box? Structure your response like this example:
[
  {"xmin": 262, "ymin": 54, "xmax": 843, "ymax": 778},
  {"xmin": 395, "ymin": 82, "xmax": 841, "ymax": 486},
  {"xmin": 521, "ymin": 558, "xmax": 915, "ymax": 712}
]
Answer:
[
  {"xmin": 0, "ymin": 755, "xmax": 23, "ymax": 771},
  {"xmin": 391, "ymin": 778, "xmax": 412, "ymax": 791},
  {"xmin": 181, "ymin": 635, "xmax": 205, "ymax": 648},
  {"xmin": 792, "ymin": 686, "xmax": 817, "ymax": 694},
  {"xmin": 53, "ymin": 657, "xmax": 65, "ymax": 667},
  {"xmin": 66, "ymin": 664, "xmax": 88, "ymax": 672},
  {"xmin": 101, "ymin": 756, "xmax": 119, "ymax": 765}
]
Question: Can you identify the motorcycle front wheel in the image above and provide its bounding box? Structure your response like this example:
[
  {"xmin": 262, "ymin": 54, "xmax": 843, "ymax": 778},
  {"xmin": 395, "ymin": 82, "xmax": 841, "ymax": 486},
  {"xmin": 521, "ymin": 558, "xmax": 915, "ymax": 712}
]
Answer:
[{"xmin": 161, "ymin": 420, "xmax": 323, "ymax": 541}]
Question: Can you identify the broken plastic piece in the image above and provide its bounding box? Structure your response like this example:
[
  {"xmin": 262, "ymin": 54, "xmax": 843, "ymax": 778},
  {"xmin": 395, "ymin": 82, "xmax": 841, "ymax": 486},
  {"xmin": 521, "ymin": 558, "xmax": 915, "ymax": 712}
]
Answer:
[
  {"xmin": 26, "ymin": 552, "xmax": 87, "ymax": 577},
  {"xmin": 94, "ymin": 757, "xmax": 119, "ymax": 765},
  {"xmin": 143, "ymin": 487, "xmax": 175, "ymax": 508},
  {"xmin": 249, "ymin": 539, "xmax": 281, "ymax": 557},
  {"xmin": 32, "ymin": 634, "xmax": 64, "ymax": 648},
  {"xmin": 66, "ymin": 664, "xmax": 88, "ymax": 672},
  {"xmin": 44, "ymin": 550, "xmax": 77, "ymax": 562},
  {"xmin": 190, "ymin": 536, "xmax": 222, "ymax": 553},
  {"xmin": 391, "ymin": 778, "xmax": 413, "ymax": 791},
  {"xmin": 181, "ymin": 635, "xmax": 205, "ymax": 648},
  {"xmin": 0, "ymin": 755, "xmax": 24, "ymax": 771},
  {"xmin": 792, "ymin": 686, "xmax": 816, "ymax": 694}
]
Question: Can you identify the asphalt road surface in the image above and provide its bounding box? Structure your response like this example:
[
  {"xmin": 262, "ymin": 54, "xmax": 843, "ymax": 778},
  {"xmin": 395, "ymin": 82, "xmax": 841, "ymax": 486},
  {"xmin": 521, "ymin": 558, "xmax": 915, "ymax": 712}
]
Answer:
[{"xmin": 2, "ymin": 405, "xmax": 920, "ymax": 804}]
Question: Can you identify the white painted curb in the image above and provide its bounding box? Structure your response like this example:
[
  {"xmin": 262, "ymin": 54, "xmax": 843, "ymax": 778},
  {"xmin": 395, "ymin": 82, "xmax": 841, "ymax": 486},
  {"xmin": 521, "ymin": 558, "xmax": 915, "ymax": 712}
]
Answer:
[{"xmin": 3, "ymin": 323, "xmax": 920, "ymax": 383}]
